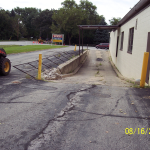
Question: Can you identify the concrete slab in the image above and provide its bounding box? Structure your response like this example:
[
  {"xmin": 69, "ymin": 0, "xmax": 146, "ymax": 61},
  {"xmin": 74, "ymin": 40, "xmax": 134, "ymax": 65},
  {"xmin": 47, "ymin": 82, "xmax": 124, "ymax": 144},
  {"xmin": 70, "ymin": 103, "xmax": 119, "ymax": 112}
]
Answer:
[{"xmin": 58, "ymin": 48, "xmax": 133, "ymax": 87}]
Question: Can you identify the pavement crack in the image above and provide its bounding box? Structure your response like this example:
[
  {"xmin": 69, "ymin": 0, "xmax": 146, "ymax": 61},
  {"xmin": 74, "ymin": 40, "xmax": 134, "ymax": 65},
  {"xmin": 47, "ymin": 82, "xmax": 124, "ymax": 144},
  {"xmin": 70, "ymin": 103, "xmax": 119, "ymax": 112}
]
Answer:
[
  {"xmin": 63, "ymin": 109, "xmax": 150, "ymax": 121},
  {"xmin": 26, "ymin": 85, "xmax": 96, "ymax": 150},
  {"xmin": 21, "ymin": 85, "xmax": 57, "ymax": 91},
  {"xmin": 8, "ymin": 95, "xmax": 29, "ymax": 103},
  {"xmin": 109, "ymin": 96, "xmax": 123, "ymax": 114},
  {"xmin": 66, "ymin": 84, "xmax": 96, "ymax": 101},
  {"xmin": 56, "ymin": 111, "xmax": 65, "ymax": 118},
  {"xmin": 24, "ymin": 118, "xmax": 56, "ymax": 150},
  {"xmin": 0, "ymin": 102, "xmax": 34, "ymax": 104}
]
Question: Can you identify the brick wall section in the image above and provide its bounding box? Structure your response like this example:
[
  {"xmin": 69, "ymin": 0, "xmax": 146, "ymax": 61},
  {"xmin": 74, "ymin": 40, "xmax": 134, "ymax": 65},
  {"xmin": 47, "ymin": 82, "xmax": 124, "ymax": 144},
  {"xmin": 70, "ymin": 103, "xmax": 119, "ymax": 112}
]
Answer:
[{"xmin": 110, "ymin": 5, "xmax": 150, "ymax": 80}]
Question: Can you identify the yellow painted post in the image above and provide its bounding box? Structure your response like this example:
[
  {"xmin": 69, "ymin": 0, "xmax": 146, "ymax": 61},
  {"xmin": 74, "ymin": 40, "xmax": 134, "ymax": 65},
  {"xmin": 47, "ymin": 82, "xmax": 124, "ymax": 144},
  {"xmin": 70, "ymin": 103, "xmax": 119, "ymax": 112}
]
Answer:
[
  {"xmin": 74, "ymin": 44, "xmax": 76, "ymax": 51},
  {"xmin": 140, "ymin": 52, "xmax": 149, "ymax": 88},
  {"xmin": 38, "ymin": 54, "xmax": 42, "ymax": 80}
]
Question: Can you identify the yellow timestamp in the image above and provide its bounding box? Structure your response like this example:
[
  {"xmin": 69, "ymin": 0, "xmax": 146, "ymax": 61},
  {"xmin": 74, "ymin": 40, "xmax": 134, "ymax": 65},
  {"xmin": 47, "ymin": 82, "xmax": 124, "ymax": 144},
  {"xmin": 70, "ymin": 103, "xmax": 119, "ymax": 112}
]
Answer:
[{"xmin": 125, "ymin": 128, "xmax": 150, "ymax": 135}]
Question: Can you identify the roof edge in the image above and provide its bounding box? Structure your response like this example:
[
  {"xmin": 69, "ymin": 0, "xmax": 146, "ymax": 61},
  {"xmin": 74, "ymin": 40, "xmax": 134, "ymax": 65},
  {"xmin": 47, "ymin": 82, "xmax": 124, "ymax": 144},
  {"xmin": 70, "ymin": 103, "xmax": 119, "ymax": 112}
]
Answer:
[
  {"xmin": 77, "ymin": 25, "xmax": 118, "ymax": 30},
  {"xmin": 117, "ymin": 0, "xmax": 150, "ymax": 27}
]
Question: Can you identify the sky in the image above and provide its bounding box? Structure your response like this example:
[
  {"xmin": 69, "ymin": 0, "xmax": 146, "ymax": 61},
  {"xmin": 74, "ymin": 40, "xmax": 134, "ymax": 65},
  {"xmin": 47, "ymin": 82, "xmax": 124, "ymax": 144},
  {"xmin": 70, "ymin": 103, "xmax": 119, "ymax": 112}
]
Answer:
[{"xmin": 1, "ymin": 0, "xmax": 140, "ymax": 24}]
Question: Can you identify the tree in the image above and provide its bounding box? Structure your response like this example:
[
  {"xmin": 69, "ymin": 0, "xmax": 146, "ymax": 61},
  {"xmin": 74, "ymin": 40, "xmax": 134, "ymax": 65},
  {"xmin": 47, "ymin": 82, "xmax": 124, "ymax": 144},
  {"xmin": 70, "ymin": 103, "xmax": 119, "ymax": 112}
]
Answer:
[
  {"xmin": 79, "ymin": 0, "xmax": 104, "ymax": 44},
  {"xmin": 0, "ymin": 10, "xmax": 14, "ymax": 40},
  {"xmin": 33, "ymin": 9, "xmax": 54, "ymax": 39},
  {"xmin": 0, "ymin": 0, "xmax": 110, "ymax": 44},
  {"xmin": 109, "ymin": 17, "xmax": 121, "ymax": 25},
  {"xmin": 51, "ymin": 0, "xmax": 83, "ymax": 45},
  {"xmin": 10, "ymin": 9, "xmax": 15, "ymax": 17},
  {"xmin": 79, "ymin": 0, "xmax": 101, "ymax": 25},
  {"xmin": 94, "ymin": 18, "xmax": 109, "ymax": 44},
  {"xmin": 14, "ymin": 7, "xmax": 41, "ymax": 39}
]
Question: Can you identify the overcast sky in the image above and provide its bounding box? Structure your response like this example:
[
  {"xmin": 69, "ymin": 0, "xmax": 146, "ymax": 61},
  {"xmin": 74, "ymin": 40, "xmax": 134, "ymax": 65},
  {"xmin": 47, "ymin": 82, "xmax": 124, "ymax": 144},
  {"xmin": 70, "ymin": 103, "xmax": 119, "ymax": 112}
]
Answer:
[{"xmin": 1, "ymin": 0, "xmax": 140, "ymax": 24}]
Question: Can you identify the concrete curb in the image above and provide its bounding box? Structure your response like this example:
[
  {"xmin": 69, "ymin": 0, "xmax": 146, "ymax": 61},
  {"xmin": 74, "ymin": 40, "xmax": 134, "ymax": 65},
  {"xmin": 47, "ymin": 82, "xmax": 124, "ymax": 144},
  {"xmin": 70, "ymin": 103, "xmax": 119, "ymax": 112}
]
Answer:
[
  {"xmin": 60, "ymin": 50, "xmax": 89, "ymax": 78},
  {"xmin": 108, "ymin": 51, "xmax": 135, "ymax": 84}
]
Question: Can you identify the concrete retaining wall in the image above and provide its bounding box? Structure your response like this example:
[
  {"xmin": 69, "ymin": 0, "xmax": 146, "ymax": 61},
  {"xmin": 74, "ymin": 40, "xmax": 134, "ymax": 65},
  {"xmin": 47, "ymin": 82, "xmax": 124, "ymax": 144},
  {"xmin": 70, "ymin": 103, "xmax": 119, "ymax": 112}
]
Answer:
[{"xmin": 58, "ymin": 50, "xmax": 88, "ymax": 74}]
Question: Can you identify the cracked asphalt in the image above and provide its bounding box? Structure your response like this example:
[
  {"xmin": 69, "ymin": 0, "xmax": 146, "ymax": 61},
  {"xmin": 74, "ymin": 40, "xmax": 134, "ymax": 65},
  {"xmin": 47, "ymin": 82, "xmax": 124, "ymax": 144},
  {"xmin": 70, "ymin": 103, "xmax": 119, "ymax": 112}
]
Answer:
[{"xmin": 0, "ymin": 45, "xmax": 150, "ymax": 150}]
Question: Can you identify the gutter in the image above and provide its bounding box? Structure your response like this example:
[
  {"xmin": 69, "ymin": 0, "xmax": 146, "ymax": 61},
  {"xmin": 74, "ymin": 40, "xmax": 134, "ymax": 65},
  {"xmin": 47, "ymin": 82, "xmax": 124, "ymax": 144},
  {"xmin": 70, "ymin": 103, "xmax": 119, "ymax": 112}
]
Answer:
[{"xmin": 117, "ymin": 0, "xmax": 150, "ymax": 27}]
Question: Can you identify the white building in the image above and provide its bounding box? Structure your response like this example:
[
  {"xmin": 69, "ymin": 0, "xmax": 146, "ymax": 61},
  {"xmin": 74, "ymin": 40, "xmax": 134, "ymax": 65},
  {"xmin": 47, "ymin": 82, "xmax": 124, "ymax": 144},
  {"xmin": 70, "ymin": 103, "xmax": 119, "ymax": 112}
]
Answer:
[{"xmin": 109, "ymin": 0, "xmax": 150, "ymax": 84}]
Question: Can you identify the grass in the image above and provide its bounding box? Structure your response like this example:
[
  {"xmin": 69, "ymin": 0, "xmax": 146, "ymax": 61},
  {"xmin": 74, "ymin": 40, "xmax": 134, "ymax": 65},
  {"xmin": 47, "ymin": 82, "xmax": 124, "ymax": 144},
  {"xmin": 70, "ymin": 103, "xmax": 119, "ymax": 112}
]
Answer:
[
  {"xmin": 133, "ymin": 84, "xmax": 150, "ymax": 88},
  {"xmin": 25, "ymin": 74, "xmax": 32, "ymax": 79},
  {"xmin": 0, "ymin": 45, "xmax": 68, "ymax": 54},
  {"xmin": 72, "ymin": 54, "xmax": 75, "ymax": 59},
  {"xmin": 69, "ymin": 54, "xmax": 76, "ymax": 60},
  {"xmin": 96, "ymin": 70, "xmax": 100, "ymax": 74},
  {"xmin": 56, "ymin": 54, "xmax": 61, "ymax": 57},
  {"xmin": 126, "ymin": 80, "xmax": 135, "ymax": 84},
  {"xmin": 69, "ymin": 70, "xmax": 73, "ymax": 73},
  {"xmin": 133, "ymin": 85, "xmax": 140, "ymax": 88}
]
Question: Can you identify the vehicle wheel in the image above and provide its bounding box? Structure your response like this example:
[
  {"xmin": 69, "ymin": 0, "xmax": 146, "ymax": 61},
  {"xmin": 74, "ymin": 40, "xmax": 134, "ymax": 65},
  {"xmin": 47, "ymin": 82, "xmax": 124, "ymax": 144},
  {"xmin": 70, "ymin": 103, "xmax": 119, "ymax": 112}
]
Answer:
[{"xmin": 0, "ymin": 57, "xmax": 11, "ymax": 76}]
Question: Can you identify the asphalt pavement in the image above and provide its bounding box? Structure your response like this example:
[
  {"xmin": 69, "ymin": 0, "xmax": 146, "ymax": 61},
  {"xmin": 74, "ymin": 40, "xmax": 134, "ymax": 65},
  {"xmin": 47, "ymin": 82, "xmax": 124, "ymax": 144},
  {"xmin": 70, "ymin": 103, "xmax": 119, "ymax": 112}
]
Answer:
[{"xmin": 0, "ymin": 43, "xmax": 150, "ymax": 150}]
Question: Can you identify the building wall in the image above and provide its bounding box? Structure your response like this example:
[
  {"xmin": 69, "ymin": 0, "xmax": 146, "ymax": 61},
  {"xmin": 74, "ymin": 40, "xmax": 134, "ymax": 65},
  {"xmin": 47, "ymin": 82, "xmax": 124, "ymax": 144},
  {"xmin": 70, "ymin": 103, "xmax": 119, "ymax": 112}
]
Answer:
[{"xmin": 109, "ymin": 5, "xmax": 150, "ymax": 81}]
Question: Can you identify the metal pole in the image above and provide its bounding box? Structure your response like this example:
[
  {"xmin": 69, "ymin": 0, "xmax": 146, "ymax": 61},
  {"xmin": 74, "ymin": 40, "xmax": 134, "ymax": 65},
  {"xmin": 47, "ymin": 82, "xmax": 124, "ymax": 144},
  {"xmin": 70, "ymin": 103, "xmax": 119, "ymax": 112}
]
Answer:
[
  {"xmin": 79, "ymin": 27, "xmax": 80, "ymax": 56},
  {"xmin": 82, "ymin": 29, "xmax": 83, "ymax": 54},
  {"xmin": 140, "ymin": 52, "xmax": 149, "ymax": 87},
  {"xmin": 38, "ymin": 54, "xmax": 42, "ymax": 80}
]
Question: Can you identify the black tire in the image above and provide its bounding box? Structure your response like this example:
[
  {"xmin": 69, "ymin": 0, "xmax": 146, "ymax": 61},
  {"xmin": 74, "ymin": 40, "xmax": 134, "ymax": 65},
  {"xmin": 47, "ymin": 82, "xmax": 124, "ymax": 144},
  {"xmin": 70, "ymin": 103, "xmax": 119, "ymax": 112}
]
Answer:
[{"xmin": 0, "ymin": 57, "xmax": 11, "ymax": 76}]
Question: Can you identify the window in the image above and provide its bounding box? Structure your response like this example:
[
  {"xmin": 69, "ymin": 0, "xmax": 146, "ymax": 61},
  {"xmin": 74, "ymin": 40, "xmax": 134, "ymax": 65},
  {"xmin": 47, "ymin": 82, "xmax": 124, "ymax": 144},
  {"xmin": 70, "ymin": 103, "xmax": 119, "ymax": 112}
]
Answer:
[
  {"xmin": 120, "ymin": 32, "xmax": 124, "ymax": 50},
  {"xmin": 128, "ymin": 27, "xmax": 134, "ymax": 54},
  {"xmin": 116, "ymin": 36, "xmax": 119, "ymax": 57}
]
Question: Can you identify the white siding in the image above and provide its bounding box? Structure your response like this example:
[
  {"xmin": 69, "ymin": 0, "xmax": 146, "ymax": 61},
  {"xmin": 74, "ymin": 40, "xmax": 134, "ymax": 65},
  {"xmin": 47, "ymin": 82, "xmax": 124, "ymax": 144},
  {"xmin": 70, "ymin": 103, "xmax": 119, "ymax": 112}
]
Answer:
[{"xmin": 110, "ymin": 5, "xmax": 150, "ymax": 80}]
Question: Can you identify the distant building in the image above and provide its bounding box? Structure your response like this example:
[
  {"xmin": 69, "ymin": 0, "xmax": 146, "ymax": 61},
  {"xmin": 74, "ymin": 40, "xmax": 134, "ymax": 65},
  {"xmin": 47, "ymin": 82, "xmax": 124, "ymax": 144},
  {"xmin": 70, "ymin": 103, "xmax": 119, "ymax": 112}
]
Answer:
[{"xmin": 109, "ymin": 0, "xmax": 150, "ymax": 84}]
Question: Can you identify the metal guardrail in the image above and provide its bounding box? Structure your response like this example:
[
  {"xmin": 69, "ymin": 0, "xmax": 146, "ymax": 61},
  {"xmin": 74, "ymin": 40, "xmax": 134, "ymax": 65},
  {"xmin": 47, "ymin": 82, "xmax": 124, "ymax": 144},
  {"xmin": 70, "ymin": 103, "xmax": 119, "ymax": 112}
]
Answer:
[{"xmin": 13, "ymin": 50, "xmax": 79, "ymax": 79}]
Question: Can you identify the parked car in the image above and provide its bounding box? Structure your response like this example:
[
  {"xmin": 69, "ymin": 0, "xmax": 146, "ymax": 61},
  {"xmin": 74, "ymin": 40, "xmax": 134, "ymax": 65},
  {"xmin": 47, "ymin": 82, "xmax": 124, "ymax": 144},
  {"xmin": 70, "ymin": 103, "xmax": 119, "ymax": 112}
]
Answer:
[{"xmin": 96, "ymin": 43, "xmax": 109, "ymax": 49}]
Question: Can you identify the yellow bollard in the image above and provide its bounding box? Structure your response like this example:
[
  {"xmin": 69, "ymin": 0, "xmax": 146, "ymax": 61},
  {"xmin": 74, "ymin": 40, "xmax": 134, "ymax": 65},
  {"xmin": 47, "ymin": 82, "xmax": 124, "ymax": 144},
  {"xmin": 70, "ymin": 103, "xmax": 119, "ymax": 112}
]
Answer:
[
  {"xmin": 38, "ymin": 54, "xmax": 42, "ymax": 80},
  {"xmin": 74, "ymin": 44, "xmax": 76, "ymax": 51},
  {"xmin": 140, "ymin": 52, "xmax": 149, "ymax": 88}
]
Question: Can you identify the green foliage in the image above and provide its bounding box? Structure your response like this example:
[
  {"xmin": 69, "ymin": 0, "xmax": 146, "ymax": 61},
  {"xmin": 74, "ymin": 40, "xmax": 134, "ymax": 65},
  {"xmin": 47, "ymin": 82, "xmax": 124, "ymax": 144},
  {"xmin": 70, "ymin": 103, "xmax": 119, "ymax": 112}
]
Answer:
[
  {"xmin": 96, "ymin": 70, "xmax": 99, "ymax": 74},
  {"xmin": 94, "ymin": 18, "xmax": 109, "ymax": 44},
  {"xmin": 0, "ymin": 0, "xmax": 111, "ymax": 45},
  {"xmin": 0, "ymin": 10, "xmax": 14, "ymax": 40},
  {"xmin": 79, "ymin": 0, "xmax": 100, "ymax": 25},
  {"xmin": 51, "ymin": 0, "xmax": 83, "ymax": 45},
  {"xmin": 78, "ymin": 0, "xmax": 104, "ymax": 45},
  {"xmin": 109, "ymin": 17, "xmax": 121, "ymax": 25},
  {"xmin": 14, "ymin": 7, "xmax": 41, "ymax": 39},
  {"xmin": 51, "ymin": 0, "xmax": 103, "ymax": 45},
  {"xmin": 33, "ymin": 9, "xmax": 54, "ymax": 39}
]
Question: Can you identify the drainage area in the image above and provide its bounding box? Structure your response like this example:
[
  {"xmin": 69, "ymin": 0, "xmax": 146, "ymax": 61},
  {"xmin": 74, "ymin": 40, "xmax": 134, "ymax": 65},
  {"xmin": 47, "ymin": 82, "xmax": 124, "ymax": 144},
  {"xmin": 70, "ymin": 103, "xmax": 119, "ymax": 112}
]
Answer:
[{"xmin": 13, "ymin": 50, "xmax": 79, "ymax": 79}]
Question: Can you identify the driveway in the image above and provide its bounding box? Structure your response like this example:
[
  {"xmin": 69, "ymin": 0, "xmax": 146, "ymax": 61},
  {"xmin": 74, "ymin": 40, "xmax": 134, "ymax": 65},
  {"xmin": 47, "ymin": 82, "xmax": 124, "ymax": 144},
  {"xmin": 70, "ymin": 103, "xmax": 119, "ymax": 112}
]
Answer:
[
  {"xmin": 0, "ymin": 47, "xmax": 150, "ymax": 150},
  {"xmin": 60, "ymin": 49, "xmax": 132, "ymax": 87}
]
